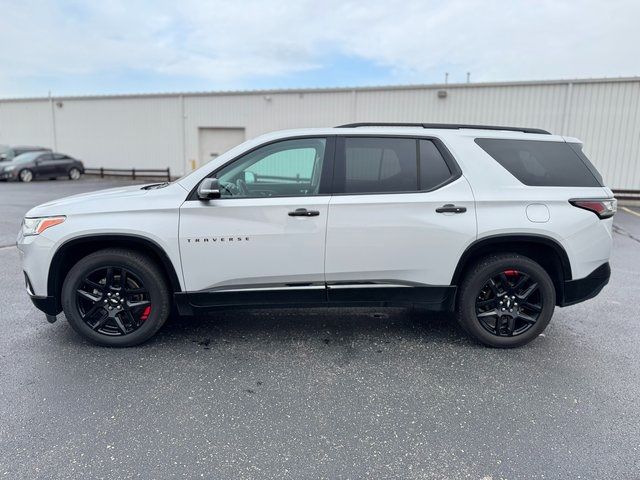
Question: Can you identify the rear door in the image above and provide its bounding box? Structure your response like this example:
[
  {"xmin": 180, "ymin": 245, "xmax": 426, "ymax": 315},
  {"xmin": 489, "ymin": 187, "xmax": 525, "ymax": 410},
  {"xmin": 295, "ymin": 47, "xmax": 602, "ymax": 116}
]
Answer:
[
  {"xmin": 325, "ymin": 136, "xmax": 476, "ymax": 303},
  {"xmin": 51, "ymin": 154, "xmax": 73, "ymax": 175}
]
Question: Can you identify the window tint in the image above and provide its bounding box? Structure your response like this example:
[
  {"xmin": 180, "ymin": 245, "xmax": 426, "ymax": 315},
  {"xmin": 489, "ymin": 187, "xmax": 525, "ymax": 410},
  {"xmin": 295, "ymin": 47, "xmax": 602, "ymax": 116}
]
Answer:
[
  {"xmin": 216, "ymin": 138, "xmax": 326, "ymax": 198},
  {"xmin": 475, "ymin": 138, "xmax": 602, "ymax": 187},
  {"xmin": 419, "ymin": 140, "xmax": 451, "ymax": 189},
  {"xmin": 343, "ymin": 137, "xmax": 417, "ymax": 193},
  {"xmin": 568, "ymin": 143, "xmax": 603, "ymax": 185}
]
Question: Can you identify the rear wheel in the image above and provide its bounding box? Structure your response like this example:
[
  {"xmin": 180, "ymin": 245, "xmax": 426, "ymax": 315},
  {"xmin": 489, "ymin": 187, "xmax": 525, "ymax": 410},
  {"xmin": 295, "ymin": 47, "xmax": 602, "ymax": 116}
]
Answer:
[
  {"xmin": 456, "ymin": 254, "xmax": 555, "ymax": 348},
  {"xmin": 61, "ymin": 249, "xmax": 170, "ymax": 346},
  {"xmin": 68, "ymin": 167, "xmax": 81, "ymax": 180},
  {"xmin": 18, "ymin": 169, "xmax": 33, "ymax": 182}
]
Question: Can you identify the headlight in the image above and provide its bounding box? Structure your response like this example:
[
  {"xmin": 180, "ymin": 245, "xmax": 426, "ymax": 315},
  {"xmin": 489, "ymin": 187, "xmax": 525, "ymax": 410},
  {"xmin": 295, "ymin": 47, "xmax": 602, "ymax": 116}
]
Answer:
[
  {"xmin": 22, "ymin": 216, "xmax": 66, "ymax": 236},
  {"xmin": 4, "ymin": 165, "xmax": 15, "ymax": 171}
]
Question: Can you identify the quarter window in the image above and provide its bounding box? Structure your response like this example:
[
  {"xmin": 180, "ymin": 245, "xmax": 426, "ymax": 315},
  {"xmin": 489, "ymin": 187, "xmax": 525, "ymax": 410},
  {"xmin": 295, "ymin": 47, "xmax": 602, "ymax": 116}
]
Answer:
[
  {"xmin": 419, "ymin": 140, "xmax": 452, "ymax": 190},
  {"xmin": 475, "ymin": 138, "xmax": 602, "ymax": 187}
]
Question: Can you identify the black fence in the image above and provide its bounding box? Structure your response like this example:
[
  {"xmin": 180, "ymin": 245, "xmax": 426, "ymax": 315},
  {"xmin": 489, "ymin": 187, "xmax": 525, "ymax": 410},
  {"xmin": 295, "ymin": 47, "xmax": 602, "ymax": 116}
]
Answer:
[
  {"xmin": 84, "ymin": 167, "xmax": 171, "ymax": 182},
  {"xmin": 613, "ymin": 189, "xmax": 640, "ymax": 201}
]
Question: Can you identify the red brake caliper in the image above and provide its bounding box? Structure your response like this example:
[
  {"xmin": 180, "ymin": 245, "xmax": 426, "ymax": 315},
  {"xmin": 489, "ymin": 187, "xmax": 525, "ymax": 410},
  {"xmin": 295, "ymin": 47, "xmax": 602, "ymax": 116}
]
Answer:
[
  {"xmin": 503, "ymin": 270, "xmax": 519, "ymax": 277},
  {"xmin": 140, "ymin": 306, "xmax": 151, "ymax": 321}
]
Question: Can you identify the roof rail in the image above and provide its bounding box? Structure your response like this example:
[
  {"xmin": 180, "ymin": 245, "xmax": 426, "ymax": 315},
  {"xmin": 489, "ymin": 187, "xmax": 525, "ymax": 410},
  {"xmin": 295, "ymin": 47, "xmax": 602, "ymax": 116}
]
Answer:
[{"xmin": 335, "ymin": 122, "xmax": 551, "ymax": 135}]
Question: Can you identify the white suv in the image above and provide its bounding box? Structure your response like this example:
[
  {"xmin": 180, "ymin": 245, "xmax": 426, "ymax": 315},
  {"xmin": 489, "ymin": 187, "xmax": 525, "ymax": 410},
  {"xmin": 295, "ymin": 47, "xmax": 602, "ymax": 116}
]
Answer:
[{"xmin": 17, "ymin": 123, "xmax": 615, "ymax": 348}]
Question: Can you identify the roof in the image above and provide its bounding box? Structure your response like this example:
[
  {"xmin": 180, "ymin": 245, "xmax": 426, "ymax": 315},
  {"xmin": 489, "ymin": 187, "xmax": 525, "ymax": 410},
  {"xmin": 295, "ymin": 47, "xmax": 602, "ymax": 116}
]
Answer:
[{"xmin": 0, "ymin": 76, "xmax": 639, "ymax": 103}]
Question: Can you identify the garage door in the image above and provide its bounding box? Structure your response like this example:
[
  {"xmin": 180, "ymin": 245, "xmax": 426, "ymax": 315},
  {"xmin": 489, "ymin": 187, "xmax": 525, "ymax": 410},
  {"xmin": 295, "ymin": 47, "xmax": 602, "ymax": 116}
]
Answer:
[{"xmin": 198, "ymin": 127, "xmax": 245, "ymax": 166}]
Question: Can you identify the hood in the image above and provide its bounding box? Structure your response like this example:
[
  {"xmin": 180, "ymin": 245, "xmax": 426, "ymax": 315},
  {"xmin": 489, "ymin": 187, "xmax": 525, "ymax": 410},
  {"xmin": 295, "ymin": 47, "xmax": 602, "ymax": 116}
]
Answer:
[
  {"xmin": 25, "ymin": 182, "xmax": 186, "ymax": 217},
  {"xmin": 35, "ymin": 184, "xmax": 148, "ymax": 209}
]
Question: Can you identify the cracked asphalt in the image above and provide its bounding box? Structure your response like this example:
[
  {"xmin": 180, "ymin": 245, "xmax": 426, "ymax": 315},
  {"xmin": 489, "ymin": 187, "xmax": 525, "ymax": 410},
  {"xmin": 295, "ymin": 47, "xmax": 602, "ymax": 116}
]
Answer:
[{"xmin": 0, "ymin": 179, "xmax": 639, "ymax": 479}]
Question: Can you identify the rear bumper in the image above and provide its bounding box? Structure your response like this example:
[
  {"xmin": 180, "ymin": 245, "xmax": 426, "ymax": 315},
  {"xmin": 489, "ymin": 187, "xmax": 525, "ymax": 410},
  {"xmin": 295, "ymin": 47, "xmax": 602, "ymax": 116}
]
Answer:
[{"xmin": 559, "ymin": 262, "xmax": 611, "ymax": 307}]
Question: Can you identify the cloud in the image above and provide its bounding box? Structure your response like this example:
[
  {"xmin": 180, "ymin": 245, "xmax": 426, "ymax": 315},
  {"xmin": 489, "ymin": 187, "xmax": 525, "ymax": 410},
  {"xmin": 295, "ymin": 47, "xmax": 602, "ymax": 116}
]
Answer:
[{"xmin": 0, "ymin": 0, "xmax": 639, "ymax": 96}]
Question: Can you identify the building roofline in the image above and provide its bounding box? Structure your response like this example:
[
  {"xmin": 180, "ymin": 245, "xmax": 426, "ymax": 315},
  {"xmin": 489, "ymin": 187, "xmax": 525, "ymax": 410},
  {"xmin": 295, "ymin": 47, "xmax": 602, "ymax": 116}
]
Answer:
[{"xmin": 1, "ymin": 75, "xmax": 639, "ymax": 103}]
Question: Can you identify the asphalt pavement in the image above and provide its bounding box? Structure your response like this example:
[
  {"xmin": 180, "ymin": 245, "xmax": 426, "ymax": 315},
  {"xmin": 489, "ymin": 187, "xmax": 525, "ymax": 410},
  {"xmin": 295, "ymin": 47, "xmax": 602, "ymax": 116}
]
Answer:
[{"xmin": 0, "ymin": 178, "xmax": 638, "ymax": 479}]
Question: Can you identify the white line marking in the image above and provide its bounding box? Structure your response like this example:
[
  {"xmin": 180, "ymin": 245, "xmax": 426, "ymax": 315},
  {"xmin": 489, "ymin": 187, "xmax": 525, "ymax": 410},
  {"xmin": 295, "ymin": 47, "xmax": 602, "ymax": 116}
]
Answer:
[{"xmin": 621, "ymin": 206, "xmax": 640, "ymax": 218}]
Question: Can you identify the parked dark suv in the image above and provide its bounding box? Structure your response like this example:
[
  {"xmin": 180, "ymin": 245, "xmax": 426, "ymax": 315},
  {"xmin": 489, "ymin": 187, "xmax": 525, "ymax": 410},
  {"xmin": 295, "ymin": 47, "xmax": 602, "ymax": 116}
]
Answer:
[
  {"xmin": 0, "ymin": 151, "xmax": 84, "ymax": 182},
  {"xmin": 0, "ymin": 145, "xmax": 51, "ymax": 162}
]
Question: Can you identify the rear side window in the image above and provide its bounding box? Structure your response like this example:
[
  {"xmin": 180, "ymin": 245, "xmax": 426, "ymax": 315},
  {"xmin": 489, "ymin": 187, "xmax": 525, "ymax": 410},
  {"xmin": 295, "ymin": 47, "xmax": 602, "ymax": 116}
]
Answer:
[
  {"xmin": 343, "ymin": 137, "xmax": 418, "ymax": 193},
  {"xmin": 335, "ymin": 137, "xmax": 457, "ymax": 194},
  {"xmin": 475, "ymin": 138, "xmax": 603, "ymax": 187}
]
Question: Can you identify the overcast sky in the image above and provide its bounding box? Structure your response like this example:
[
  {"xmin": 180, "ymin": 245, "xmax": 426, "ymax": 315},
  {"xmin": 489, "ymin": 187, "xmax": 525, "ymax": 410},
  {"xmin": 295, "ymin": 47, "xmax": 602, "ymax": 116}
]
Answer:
[{"xmin": 1, "ymin": 0, "xmax": 639, "ymax": 98}]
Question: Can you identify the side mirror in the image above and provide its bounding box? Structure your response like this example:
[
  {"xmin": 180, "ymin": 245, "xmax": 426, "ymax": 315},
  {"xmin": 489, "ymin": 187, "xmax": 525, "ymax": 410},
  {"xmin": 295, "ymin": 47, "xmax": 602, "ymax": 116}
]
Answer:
[{"xmin": 197, "ymin": 177, "xmax": 221, "ymax": 200}]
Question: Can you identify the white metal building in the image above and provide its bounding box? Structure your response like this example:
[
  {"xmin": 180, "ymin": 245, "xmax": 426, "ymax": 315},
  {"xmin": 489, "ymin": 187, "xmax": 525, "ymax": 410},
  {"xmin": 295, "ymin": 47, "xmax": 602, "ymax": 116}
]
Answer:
[{"xmin": 1, "ymin": 76, "xmax": 639, "ymax": 190}]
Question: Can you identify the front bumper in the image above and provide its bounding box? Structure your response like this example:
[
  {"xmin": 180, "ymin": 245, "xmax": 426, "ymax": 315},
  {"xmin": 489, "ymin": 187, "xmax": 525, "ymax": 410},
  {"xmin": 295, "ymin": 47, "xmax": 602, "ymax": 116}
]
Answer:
[
  {"xmin": 24, "ymin": 270, "xmax": 61, "ymax": 316},
  {"xmin": 29, "ymin": 294, "xmax": 60, "ymax": 316},
  {"xmin": 559, "ymin": 262, "xmax": 611, "ymax": 307}
]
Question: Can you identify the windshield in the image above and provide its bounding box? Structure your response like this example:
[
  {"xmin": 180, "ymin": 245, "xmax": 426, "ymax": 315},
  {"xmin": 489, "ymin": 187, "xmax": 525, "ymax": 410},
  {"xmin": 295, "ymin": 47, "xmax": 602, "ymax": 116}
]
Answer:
[{"xmin": 12, "ymin": 151, "xmax": 41, "ymax": 163}]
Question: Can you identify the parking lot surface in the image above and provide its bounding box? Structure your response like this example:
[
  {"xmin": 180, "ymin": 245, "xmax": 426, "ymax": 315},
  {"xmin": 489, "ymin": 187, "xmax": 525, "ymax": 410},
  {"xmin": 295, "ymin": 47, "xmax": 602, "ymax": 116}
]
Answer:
[{"xmin": 1, "ymin": 179, "xmax": 639, "ymax": 479}]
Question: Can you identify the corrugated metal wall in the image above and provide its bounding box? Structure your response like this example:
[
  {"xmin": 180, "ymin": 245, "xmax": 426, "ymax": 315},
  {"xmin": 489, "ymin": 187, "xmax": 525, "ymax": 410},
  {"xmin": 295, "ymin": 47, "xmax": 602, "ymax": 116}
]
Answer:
[{"xmin": 1, "ymin": 78, "xmax": 638, "ymax": 189}]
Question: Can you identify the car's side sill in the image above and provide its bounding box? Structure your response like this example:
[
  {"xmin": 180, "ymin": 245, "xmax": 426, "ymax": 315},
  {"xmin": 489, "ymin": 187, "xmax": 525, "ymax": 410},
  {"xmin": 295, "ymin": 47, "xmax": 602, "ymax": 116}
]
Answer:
[{"xmin": 174, "ymin": 284, "xmax": 457, "ymax": 316}]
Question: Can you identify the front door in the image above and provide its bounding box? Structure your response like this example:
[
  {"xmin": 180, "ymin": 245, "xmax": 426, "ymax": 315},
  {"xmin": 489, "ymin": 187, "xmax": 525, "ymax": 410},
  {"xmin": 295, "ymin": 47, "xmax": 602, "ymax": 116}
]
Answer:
[
  {"xmin": 35, "ymin": 153, "xmax": 56, "ymax": 177},
  {"xmin": 324, "ymin": 136, "xmax": 476, "ymax": 303},
  {"xmin": 179, "ymin": 136, "xmax": 334, "ymax": 306}
]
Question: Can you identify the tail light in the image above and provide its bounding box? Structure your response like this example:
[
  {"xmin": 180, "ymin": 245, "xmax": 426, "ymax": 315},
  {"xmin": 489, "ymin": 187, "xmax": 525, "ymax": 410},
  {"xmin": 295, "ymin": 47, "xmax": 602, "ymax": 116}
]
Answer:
[{"xmin": 569, "ymin": 198, "xmax": 617, "ymax": 219}]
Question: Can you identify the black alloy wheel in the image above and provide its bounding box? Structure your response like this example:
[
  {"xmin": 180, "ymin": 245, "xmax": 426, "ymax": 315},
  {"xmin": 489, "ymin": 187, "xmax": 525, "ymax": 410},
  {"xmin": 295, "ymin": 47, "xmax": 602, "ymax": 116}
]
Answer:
[
  {"xmin": 76, "ymin": 266, "xmax": 151, "ymax": 336},
  {"xmin": 456, "ymin": 254, "xmax": 555, "ymax": 348},
  {"xmin": 475, "ymin": 269, "xmax": 542, "ymax": 337},
  {"xmin": 62, "ymin": 249, "xmax": 170, "ymax": 346}
]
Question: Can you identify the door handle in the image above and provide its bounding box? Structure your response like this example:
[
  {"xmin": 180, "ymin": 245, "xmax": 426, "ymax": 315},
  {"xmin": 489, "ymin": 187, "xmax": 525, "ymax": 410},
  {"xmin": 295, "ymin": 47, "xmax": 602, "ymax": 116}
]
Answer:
[
  {"xmin": 288, "ymin": 208, "xmax": 320, "ymax": 217},
  {"xmin": 436, "ymin": 204, "xmax": 467, "ymax": 214}
]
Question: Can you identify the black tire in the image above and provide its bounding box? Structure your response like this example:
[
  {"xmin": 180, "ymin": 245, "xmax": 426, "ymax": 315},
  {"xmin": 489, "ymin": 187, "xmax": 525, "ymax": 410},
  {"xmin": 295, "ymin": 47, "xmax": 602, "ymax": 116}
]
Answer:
[
  {"xmin": 68, "ymin": 167, "xmax": 81, "ymax": 180},
  {"xmin": 456, "ymin": 254, "xmax": 555, "ymax": 348},
  {"xmin": 61, "ymin": 248, "xmax": 171, "ymax": 347},
  {"xmin": 18, "ymin": 168, "xmax": 34, "ymax": 182}
]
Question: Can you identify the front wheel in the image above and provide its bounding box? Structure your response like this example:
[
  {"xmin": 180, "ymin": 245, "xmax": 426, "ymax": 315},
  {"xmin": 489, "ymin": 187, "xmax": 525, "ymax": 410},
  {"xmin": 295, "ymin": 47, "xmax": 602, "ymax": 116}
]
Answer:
[
  {"xmin": 456, "ymin": 254, "xmax": 556, "ymax": 348},
  {"xmin": 18, "ymin": 169, "xmax": 34, "ymax": 182},
  {"xmin": 61, "ymin": 249, "xmax": 171, "ymax": 346}
]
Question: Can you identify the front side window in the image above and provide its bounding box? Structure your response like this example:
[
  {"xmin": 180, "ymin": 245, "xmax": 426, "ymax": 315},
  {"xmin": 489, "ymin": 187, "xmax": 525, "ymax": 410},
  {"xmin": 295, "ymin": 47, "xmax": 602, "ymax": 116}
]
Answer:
[{"xmin": 216, "ymin": 138, "xmax": 326, "ymax": 198}]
